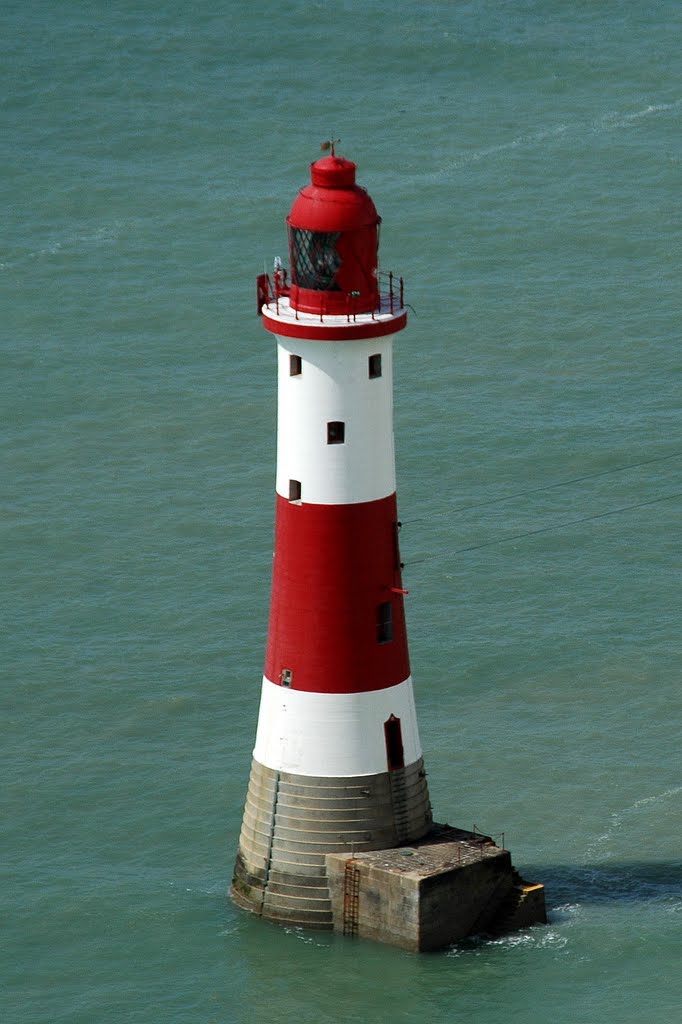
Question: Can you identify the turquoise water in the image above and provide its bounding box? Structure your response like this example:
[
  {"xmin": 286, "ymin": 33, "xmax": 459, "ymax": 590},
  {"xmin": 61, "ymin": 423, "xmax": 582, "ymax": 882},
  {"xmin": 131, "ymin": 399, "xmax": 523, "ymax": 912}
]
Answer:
[{"xmin": 3, "ymin": 2, "xmax": 680, "ymax": 1021}]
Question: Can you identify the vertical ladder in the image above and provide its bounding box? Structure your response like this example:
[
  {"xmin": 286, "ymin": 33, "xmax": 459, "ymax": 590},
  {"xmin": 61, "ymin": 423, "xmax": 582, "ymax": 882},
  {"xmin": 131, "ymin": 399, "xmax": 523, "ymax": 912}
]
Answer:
[
  {"xmin": 389, "ymin": 767, "xmax": 410, "ymax": 842},
  {"xmin": 259, "ymin": 770, "xmax": 281, "ymax": 913},
  {"xmin": 342, "ymin": 860, "xmax": 361, "ymax": 937}
]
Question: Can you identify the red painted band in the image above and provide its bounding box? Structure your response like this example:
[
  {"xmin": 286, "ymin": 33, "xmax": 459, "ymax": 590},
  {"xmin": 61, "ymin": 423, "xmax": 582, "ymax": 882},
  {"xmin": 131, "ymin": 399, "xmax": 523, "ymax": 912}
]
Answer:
[
  {"xmin": 262, "ymin": 309, "xmax": 407, "ymax": 341},
  {"xmin": 265, "ymin": 494, "xmax": 410, "ymax": 694}
]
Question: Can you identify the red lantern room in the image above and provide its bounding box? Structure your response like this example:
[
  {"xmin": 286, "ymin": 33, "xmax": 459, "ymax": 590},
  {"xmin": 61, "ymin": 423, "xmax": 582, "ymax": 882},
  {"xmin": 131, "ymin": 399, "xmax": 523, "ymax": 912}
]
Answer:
[{"xmin": 286, "ymin": 155, "xmax": 381, "ymax": 315}]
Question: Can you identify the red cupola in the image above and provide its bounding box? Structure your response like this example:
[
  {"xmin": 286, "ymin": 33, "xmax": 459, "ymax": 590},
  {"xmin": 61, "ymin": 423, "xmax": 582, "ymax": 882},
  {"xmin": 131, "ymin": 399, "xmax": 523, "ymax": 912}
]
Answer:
[{"xmin": 286, "ymin": 155, "xmax": 381, "ymax": 315}]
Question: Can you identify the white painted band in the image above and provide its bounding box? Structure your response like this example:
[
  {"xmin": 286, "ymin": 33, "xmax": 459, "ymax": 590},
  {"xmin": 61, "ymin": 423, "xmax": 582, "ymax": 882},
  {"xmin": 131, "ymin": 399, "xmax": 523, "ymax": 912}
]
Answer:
[
  {"xmin": 274, "ymin": 334, "xmax": 397, "ymax": 505},
  {"xmin": 252, "ymin": 675, "xmax": 423, "ymax": 777}
]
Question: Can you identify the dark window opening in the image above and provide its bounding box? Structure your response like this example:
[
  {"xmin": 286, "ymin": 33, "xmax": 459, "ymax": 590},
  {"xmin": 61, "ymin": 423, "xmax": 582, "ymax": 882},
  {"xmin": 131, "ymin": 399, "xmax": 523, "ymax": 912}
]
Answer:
[
  {"xmin": 290, "ymin": 228, "xmax": 342, "ymax": 290},
  {"xmin": 368, "ymin": 353, "xmax": 382, "ymax": 378},
  {"xmin": 289, "ymin": 354, "xmax": 302, "ymax": 376},
  {"xmin": 327, "ymin": 421, "xmax": 345, "ymax": 445},
  {"xmin": 288, "ymin": 479, "xmax": 301, "ymax": 501},
  {"xmin": 377, "ymin": 601, "xmax": 393, "ymax": 644},
  {"xmin": 384, "ymin": 714, "xmax": 405, "ymax": 771},
  {"xmin": 281, "ymin": 669, "xmax": 293, "ymax": 688}
]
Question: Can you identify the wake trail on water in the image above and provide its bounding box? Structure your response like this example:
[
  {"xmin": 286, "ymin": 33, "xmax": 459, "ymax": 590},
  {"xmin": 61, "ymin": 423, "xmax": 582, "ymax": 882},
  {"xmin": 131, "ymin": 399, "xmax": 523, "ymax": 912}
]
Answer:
[
  {"xmin": 521, "ymin": 785, "xmax": 682, "ymax": 926},
  {"xmin": 584, "ymin": 784, "xmax": 682, "ymax": 864},
  {"xmin": 428, "ymin": 98, "xmax": 681, "ymax": 178},
  {"xmin": 0, "ymin": 222, "xmax": 124, "ymax": 271}
]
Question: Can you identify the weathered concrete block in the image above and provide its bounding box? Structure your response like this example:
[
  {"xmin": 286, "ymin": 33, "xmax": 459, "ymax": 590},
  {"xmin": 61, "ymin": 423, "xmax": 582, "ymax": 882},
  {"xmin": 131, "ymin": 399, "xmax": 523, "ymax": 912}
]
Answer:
[{"xmin": 326, "ymin": 823, "xmax": 546, "ymax": 951}]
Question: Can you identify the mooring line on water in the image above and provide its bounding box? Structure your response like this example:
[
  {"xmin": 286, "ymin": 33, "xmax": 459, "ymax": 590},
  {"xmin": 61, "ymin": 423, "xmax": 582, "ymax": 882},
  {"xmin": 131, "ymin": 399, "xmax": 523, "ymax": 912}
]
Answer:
[
  {"xmin": 407, "ymin": 489, "xmax": 682, "ymax": 566},
  {"xmin": 403, "ymin": 450, "xmax": 682, "ymax": 526}
]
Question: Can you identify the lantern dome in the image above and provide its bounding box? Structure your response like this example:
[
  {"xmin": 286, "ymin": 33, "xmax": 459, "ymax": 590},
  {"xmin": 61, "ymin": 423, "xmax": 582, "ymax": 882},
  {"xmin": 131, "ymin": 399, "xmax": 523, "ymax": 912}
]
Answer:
[{"xmin": 286, "ymin": 156, "xmax": 381, "ymax": 315}]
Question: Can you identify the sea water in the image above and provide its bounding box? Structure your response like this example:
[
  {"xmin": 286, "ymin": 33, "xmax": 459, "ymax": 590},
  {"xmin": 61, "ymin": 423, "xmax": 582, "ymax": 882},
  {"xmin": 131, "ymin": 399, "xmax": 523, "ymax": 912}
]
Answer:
[{"xmin": 2, "ymin": 2, "xmax": 681, "ymax": 1022}]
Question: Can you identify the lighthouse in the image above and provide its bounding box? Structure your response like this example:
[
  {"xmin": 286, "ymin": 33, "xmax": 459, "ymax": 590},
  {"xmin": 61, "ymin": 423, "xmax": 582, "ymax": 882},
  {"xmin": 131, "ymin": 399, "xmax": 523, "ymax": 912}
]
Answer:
[
  {"xmin": 231, "ymin": 150, "xmax": 545, "ymax": 947},
  {"xmin": 232, "ymin": 150, "xmax": 432, "ymax": 929}
]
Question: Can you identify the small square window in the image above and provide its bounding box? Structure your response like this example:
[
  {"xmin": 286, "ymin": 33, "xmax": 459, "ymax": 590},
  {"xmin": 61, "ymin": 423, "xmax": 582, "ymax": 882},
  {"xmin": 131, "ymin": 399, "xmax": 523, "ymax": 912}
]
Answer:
[
  {"xmin": 368, "ymin": 353, "xmax": 382, "ymax": 378},
  {"xmin": 327, "ymin": 421, "xmax": 345, "ymax": 445},
  {"xmin": 289, "ymin": 354, "xmax": 302, "ymax": 376},
  {"xmin": 377, "ymin": 601, "xmax": 393, "ymax": 644},
  {"xmin": 289, "ymin": 479, "xmax": 301, "ymax": 501}
]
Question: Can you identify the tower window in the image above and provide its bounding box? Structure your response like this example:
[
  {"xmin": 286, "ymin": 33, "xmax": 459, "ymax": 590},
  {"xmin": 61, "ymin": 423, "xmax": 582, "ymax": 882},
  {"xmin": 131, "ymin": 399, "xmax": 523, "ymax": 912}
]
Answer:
[
  {"xmin": 368, "ymin": 353, "xmax": 382, "ymax": 378},
  {"xmin": 289, "ymin": 354, "xmax": 302, "ymax": 376},
  {"xmin": 288, "ymin": 479, "xmax": 301, "ymax": 501},
  {"xmin": 377, "ymin": 601, "xmax": 393, "ymax": 644},
  {"xmin": 327, "ymin": 421, "xmax": 345, "ymax": 445}
]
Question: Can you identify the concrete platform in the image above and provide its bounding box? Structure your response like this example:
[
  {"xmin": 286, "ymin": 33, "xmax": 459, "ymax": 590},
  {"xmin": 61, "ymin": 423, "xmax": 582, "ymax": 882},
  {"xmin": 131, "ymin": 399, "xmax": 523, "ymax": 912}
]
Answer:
[{"xmin": 325, "ymin": 823, "xmax": 546, "ymax": 951}]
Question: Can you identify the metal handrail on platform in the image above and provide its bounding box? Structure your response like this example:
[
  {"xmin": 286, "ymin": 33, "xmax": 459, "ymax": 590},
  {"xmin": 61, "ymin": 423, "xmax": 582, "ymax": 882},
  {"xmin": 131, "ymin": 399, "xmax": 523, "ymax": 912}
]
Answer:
[
  {"xmin": 472, "ymin": 824, "xmax": 506, "ymax": 850},
  {"xmin": 257, "ymin": 269, "xmax": 405, "ymax": 322}
]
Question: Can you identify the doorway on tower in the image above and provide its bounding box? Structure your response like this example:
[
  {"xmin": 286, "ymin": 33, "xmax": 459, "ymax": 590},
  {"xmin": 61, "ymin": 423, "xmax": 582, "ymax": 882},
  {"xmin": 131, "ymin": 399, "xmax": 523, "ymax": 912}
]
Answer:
[{"xmin": 384, "ymin": 714, "xmax": 405, "ymax": 771}]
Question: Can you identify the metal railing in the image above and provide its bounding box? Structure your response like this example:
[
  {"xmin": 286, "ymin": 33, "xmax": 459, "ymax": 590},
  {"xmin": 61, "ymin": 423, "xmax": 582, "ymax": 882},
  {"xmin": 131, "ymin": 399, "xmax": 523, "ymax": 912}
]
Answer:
[
  {"xmin": 257, "ymin": 269, "xmax": 405, "ymax": 322},
  {"xmin": 472, "ymin": 824, "xmax": 505, "ymax": 850}
]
